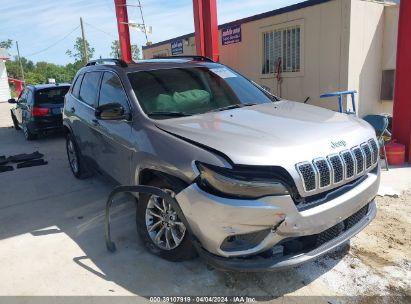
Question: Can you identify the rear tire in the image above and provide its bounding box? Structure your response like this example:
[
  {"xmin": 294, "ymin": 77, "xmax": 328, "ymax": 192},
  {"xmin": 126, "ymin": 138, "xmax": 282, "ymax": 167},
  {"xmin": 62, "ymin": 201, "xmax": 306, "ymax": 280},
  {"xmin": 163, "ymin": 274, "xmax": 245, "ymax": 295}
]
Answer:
[
  {"xmin": 23, "ymin": 124, "xmax": 36, "ymax": 140},
  {"xmin": 11, "ymin": 112, "xmax": 21, "ymax": 130},
  {"xmin": 66, "ymin": 133, "xmax": 89, "ymax": 179},
  {"xmin": 136, "ymin": 178, "xmax": 197, "ymax": 261}
]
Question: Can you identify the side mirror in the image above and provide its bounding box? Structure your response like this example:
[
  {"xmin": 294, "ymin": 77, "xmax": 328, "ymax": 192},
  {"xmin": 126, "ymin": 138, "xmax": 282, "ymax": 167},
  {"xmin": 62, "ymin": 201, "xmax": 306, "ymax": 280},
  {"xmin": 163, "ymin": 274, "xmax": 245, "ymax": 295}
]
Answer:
[
  {"xmin": 95, "ymin": 103, "xmax": 127, "ymax": 120},
  {"xmin": 8, "ymin": 98, "xmax": 17, "ymax": 104}
]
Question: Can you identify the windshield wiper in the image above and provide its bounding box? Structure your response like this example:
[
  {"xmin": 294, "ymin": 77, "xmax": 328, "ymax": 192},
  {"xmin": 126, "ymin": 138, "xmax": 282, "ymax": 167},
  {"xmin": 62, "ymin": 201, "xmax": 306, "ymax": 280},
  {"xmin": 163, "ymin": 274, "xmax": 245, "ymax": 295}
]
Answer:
[
  {"xmin": 211, "ymin": 103, "xmax": 257, "ymax": 112},
  {"xmin": 147, "ymin": 111, "xmax": 192, "ymax": 117}
]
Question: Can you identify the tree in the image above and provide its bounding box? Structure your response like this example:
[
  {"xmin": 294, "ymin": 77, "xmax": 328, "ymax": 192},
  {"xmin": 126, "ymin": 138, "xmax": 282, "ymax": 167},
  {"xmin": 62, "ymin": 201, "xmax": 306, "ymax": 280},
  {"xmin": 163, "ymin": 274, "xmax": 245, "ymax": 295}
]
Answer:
[
  {"xmin": 0, "ymin": 39, "xmax": 13, "ymax": 50},
  {"xmin": 66, "ymin": 37, "xmax": 95, "ymax": 63},
  {"xmin": 110, "ymin": 40, "xmax": 141, "ymax": 61}
]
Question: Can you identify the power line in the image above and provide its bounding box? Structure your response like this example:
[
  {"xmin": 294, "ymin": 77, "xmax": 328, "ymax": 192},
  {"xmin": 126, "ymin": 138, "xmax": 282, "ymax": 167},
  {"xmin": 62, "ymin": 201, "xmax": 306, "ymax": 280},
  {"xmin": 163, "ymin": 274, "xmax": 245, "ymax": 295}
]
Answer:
[
  {"xmin": 24, "ymin": 25, "xmax": 80, "ymax": 57},
  {"xmin": 84, "ymin": 22, "xmax": 116, "ymax": 38}
]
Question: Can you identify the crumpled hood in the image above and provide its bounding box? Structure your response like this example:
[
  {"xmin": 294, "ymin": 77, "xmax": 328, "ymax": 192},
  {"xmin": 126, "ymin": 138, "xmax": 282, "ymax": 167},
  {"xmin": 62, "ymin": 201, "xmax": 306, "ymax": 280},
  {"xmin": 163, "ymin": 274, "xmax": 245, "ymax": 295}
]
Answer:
[{"xmin": 155, "ymin": 100, "xmax": 375, "ymax": 167}]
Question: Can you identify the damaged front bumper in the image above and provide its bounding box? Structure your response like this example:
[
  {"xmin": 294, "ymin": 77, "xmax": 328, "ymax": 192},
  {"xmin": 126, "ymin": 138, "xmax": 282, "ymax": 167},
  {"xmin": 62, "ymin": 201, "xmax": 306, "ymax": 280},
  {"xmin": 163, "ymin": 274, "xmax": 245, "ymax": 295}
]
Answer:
[
  {"xmin": 195, "ymin": 201, "xmax": 376, "ymax": 272},
  {"xmin": 175, "ymin": 168, "xmax": 379, "ymax": 262}
]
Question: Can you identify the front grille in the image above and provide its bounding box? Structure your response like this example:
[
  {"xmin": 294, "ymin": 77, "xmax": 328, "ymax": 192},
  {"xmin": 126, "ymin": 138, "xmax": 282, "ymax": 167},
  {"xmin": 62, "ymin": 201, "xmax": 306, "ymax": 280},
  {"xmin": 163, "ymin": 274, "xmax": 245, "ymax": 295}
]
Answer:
[
  {"xmin": 313, "ymin": 158, "xmax": 331, "ymax": 188},
  {"xmin": 328, "ymin": 154, "xmax": 344, "ymax": 183},
  {"xmin": 296, "ymin": 139, "xmax": 377, "ymax": 194},
  {"xmin": 341, "ymin": 150, "xmax": 355, "ymax": 179},
  {"xmin": 296, "ymin": 162, "xmax": 316, "ymax": 191},
  {"xmin": 361, "ymin": 143, "xmax": 372, "ymax": 169},
  {"xmin": 368, "ymin": 139, "xmax": 379, "ymax": 164},
  {"xmin": 352, "ymin": 147, "xmax": 365, "ymax": 175}
]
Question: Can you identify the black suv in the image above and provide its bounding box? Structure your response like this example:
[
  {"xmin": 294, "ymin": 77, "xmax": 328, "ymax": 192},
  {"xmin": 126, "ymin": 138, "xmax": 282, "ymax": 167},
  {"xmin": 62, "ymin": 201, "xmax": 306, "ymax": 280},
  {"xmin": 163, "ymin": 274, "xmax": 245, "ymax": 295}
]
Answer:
[{"xmin": 9, "ymin": 84, "xmax": 70, "ymax": 140}]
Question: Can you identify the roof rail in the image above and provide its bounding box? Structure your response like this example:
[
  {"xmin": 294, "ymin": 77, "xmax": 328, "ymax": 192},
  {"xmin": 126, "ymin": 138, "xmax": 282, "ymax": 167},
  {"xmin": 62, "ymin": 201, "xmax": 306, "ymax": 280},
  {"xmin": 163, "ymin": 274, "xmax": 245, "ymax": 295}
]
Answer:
[
  {"xmin": 85, "ymin": 58, "xmax": 128, "ymax": 67},
  {"xmin": 154, "ymin": 55, "xmax": 214, "ymax": 62}
]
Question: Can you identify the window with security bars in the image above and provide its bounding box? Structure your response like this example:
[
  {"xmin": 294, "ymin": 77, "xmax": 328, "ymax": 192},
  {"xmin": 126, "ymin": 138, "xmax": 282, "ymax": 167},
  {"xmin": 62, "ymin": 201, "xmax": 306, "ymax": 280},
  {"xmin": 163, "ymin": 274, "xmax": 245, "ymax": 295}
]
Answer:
[{"xmin": 262, "ymin": 26, "xmax": 301, "ymax": 74}]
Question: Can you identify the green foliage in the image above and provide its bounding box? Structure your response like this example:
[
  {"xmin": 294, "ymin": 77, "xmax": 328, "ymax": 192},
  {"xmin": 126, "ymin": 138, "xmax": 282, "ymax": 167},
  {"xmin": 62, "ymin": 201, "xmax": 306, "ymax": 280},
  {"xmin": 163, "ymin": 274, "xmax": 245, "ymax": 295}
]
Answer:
[
  {"xmin": 66, "ymin": 37, "xmax": 95, "ymax": 63},
  {"xmin": 4, "ymin": 36, "xmax": 97, "ymax": 86},
  {"xmin": 0, "ymin": 39, "xmax": 13, "ymax": 50},
  {"xmin": 110, "ymin": 40, "xmax": 141, "ymax": 61},
  {"xmin": 5, "ymin": 56, "xmax": 79, "ymax": 85}
]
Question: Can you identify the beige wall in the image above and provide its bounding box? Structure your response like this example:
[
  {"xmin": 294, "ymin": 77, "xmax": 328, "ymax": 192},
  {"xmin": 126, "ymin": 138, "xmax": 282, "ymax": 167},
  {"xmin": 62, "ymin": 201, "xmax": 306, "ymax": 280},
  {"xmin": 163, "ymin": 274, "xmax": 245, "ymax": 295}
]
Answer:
[
  {"xmin": 143, "ymin": 0, "xmax": 398, "ymax": 116},
  {"xmin": 347, "ymin": 0, "xmax": 398, "ymax": 116},
  {"xmin": 143, "ymin": 36, "xmax": 196, "ymax": 59}
]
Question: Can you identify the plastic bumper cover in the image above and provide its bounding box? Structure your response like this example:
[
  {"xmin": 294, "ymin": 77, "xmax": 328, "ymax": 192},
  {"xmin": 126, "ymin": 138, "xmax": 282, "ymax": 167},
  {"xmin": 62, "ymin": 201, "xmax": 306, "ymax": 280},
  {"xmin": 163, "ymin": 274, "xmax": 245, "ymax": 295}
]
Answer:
[{"xmin": 196, "ymin": 201, "xmax": 376, "ymax": 272}]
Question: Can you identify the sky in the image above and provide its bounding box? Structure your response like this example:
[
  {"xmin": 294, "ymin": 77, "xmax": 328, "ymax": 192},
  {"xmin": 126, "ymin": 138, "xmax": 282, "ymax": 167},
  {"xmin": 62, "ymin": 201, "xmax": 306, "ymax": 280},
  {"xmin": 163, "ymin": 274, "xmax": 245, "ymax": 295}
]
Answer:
[{"xmin": 1, "ymin": 0, "xmax": 306, "ymax": 65}]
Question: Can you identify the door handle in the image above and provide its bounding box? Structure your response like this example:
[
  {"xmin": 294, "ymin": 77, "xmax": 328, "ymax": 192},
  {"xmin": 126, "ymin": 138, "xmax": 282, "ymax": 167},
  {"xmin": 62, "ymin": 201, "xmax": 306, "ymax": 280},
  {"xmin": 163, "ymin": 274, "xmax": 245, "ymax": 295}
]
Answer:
[{"xmin": 92, "ymin": 119, "xmax": 100, "ymax": 126}]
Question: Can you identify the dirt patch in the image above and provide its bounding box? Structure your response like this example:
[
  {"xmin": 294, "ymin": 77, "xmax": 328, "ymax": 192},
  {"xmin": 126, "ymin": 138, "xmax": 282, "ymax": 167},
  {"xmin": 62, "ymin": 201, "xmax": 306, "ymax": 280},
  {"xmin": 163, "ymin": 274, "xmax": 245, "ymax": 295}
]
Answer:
[
  {"xmin": 348, "ymin": 190, "xmax": 411, "ymax": 296},
  {"xmin": 350, "ymin": 190, "xmax": 411, "ymax": 269}
]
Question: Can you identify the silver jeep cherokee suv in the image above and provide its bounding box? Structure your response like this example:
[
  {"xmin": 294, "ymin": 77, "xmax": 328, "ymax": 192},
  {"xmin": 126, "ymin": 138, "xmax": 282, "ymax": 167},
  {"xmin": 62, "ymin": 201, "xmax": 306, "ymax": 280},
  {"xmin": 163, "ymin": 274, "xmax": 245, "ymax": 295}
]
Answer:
[{"xmin": 63, "ymin": 57, "xmax": 379, "ymax": 271}]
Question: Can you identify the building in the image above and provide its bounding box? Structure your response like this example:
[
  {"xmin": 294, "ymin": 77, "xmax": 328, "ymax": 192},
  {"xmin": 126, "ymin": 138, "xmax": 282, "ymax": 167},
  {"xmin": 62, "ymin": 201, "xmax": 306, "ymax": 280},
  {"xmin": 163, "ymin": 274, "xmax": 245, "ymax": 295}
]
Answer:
[
  {"xmin": 142, "ymin": 0, "xmax": 399, "ymax": 116},
  {"xmin": 0, "ymin": 48, "xmax": 11, "ymax": 102}
]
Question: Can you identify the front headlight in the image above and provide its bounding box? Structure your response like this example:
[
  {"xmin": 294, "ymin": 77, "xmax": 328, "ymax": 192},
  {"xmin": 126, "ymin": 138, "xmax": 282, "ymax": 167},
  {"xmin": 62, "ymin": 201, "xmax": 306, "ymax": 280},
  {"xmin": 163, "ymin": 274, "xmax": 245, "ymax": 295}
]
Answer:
[{"xmin": 196, "ymin": 162, "xmax": 289, "ymax": 199}]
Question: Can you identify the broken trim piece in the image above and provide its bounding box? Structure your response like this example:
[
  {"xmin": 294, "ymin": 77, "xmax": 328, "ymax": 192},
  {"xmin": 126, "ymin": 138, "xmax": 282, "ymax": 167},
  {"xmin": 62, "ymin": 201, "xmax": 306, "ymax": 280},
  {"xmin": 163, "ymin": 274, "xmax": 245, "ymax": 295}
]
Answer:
[
  {"xmin": 16, "ymin": 159, "xmax": 48, "ymax": 169},
  {"xmin": 7, "ymin": 151, "xmax": 44, "ymax": 163},
  {"xmin": 0, "ymin": 165, "xmax": 14, "ymax": 173},
  {"xmin": 105, "ymin": 185, "xmax": 197, "ymax": 252}
]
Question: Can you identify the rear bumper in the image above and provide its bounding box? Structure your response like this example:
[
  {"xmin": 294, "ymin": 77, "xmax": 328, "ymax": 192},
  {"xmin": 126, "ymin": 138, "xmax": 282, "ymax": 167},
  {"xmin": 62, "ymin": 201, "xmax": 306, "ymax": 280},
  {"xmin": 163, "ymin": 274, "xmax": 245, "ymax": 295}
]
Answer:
[
  {"xmin": 196, "ymin": 201, "xmax": 376, "ymax": 272},
  {"xmin": 28, "ymin": 116, "xmax": 63, "ymax": 133}
]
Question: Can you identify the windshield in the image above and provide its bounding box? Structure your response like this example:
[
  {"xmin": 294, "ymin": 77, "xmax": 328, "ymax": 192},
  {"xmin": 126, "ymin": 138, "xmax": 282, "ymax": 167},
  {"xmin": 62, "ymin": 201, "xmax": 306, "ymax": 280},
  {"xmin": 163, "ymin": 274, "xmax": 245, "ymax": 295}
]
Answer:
[
  {"xmin": 128, "ymin": 66, "xmax": 278, "ymax": 118},
  {"xmin": 35, "ymin": 87, "xmax": 70, "ymax": 105}
]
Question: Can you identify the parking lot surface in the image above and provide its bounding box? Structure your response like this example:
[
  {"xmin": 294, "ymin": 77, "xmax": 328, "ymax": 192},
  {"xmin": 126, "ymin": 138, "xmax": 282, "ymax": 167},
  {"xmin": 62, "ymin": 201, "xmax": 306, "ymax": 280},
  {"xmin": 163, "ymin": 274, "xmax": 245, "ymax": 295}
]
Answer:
[{"xmin": 0, "ymin": 101, "xmax": 410, "ymax": 303}]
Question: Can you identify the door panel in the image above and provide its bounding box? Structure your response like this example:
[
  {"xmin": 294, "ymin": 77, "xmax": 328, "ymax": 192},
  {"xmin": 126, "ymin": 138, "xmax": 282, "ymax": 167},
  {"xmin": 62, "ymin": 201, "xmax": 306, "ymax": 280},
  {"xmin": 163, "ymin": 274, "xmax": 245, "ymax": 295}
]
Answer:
[
  {"xmin": 74, "ymin": 72, "xmax": 102, "ymax": 162},
  {"xmin": 93, "ymin": 72, "xmax": 133, "ymax": 184}
]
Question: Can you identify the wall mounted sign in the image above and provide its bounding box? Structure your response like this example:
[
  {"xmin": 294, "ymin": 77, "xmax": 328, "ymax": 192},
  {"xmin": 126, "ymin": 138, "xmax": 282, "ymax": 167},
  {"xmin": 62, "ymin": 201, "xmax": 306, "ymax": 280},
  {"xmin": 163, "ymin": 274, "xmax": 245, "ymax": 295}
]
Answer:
[
  {"xmin": 171, "ymin": 39, "xmax": 183, "ymax": 55},
  {"xmin": 222, "ymin": 24, "xmax": 242, "ymax": 45}
]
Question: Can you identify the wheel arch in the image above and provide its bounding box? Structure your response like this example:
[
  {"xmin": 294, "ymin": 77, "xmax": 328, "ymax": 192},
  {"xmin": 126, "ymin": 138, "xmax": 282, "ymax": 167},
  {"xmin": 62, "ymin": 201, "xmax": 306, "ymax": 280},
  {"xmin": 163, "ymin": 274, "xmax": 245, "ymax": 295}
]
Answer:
[{"xmin": 138, "ymin": 168, "xmax": 189, "ymax": 193}]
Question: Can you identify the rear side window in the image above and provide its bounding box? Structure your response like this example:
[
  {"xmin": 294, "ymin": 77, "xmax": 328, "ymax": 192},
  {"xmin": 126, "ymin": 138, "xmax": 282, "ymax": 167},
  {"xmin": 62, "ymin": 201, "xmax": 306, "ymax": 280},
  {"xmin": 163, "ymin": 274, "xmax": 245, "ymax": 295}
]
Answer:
[
  {"xmin": 79, "ymin": 72, "xmax": 101, "ymax": 107},
  {"xmin": 18, "ymin": 89, "xmax": 28, "ymax": 103},
  {"xmin": 99, "ymin": 72, "xmax": 130, "ymax": 112},
  {"xmin": 35, "ymin": 87, "xmax": 70, "ymax": 105},
  {"xmin": 71, "ymin": 74, "xmax": 83, "ymax": 99},
  {"xmin": 26, "ymin": 90, "xmax": 34, "ymax": 105}
]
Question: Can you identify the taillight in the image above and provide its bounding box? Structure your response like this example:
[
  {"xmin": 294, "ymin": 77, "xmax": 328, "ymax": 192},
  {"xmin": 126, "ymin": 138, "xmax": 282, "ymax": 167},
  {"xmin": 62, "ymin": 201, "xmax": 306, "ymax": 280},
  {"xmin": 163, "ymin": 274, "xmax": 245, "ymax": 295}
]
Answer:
[{"xmin": 32, "ymin": 106, "xmax": 49, "ymax": 117}]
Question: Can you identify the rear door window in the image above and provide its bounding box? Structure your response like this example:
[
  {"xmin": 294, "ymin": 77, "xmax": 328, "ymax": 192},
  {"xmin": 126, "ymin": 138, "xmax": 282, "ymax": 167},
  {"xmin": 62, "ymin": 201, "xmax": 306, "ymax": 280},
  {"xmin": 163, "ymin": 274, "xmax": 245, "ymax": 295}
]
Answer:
[
  {"xmin": 71, "ymin": 74, "xmax": 83, "ymax": 99},
  {"xmin": 98, "ymin": 72, "xmax": 130, "ymax": 113},
  {"xmin": 79, "ymin": 72, "xmax": 101, "ymax": 107},
  {"xmin": 35, "ymin": 87, "xmax": 70, "ymax": 105}
]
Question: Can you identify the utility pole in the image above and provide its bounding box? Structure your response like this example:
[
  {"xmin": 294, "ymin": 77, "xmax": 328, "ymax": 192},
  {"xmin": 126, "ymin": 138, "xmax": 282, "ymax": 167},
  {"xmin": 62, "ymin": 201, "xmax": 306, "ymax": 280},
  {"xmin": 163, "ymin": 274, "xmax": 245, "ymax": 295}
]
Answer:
[
  {"xmin": 137, "ymin": 0, "xmax": 149, "ymax": 44},
  {"xmin": 80, "ymin": 17, "xmax": 88, "ymax": 64},
  {"xmin": 15, "ymin": 41, "xmax": 25, "ymax": 85}
]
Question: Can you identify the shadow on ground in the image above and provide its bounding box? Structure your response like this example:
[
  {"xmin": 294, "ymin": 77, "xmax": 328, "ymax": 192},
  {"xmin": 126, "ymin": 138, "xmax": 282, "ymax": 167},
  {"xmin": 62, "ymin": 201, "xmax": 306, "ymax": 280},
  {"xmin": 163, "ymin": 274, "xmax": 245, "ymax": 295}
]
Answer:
[{"xmin": 0, "ymin": 125, "xmax": 347, "ymax": 298}]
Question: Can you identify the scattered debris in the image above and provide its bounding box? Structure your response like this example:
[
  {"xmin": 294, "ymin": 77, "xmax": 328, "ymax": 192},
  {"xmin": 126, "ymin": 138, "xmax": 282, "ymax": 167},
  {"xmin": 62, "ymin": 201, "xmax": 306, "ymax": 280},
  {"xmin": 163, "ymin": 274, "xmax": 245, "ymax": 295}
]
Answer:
[{"xmin": 377, "ymin": 185, "xmax": 400, "ymax": 198}]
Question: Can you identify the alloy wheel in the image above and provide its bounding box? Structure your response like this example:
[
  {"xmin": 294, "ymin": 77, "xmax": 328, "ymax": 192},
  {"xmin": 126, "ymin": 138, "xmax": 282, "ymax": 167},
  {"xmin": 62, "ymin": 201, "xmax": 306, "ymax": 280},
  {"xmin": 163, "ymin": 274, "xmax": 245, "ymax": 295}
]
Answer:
[
  {"xmin": 67, "ymin": 139, "xmax": 79, "ymax": 173},
  {"xmin": 145, "ymin": 190, "xmax": 186, "ymax": 250}
]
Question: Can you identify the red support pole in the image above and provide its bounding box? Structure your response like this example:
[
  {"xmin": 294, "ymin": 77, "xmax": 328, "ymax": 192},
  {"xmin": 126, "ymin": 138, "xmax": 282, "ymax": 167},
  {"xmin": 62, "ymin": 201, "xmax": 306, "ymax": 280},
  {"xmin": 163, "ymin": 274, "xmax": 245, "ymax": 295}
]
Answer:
[
  {"xmin": 192, "ymin": 0, "xmax": 219, "ymax": 62},
  {"xmin": 392, "ymin": 1, "xmax": 411, "ymax": 161},
  {"xmin": 114, "ymin": 0, "xmax": 133, "ymax": 63}
]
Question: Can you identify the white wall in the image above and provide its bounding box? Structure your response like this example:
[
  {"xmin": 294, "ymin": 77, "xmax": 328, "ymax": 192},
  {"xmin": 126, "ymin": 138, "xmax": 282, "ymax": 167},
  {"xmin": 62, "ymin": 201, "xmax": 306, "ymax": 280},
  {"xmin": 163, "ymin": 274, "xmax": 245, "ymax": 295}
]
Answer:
[{"xmin": 0, "ymin": 61, "xmax": 11, "ymax": 102}]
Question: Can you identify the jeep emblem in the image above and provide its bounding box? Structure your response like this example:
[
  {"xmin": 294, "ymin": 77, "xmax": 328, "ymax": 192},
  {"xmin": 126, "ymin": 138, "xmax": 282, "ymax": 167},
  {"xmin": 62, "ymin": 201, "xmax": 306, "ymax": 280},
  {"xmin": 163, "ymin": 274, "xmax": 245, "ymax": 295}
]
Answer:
[{"xmin": 331, "ymin": 140, "xmax": 347, "ymax": 149}]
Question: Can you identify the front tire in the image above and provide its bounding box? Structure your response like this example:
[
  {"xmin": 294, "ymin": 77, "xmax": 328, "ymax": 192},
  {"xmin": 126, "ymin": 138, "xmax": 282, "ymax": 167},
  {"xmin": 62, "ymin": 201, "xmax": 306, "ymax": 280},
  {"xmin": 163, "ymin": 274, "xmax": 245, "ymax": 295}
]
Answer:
[
  {"xmin": 136, "ymin": 178, "xmax": 197, "ymax": 261},
  {"xmin": 66, "ymin": 133, "xmax": 89, "ymax": 179}
]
